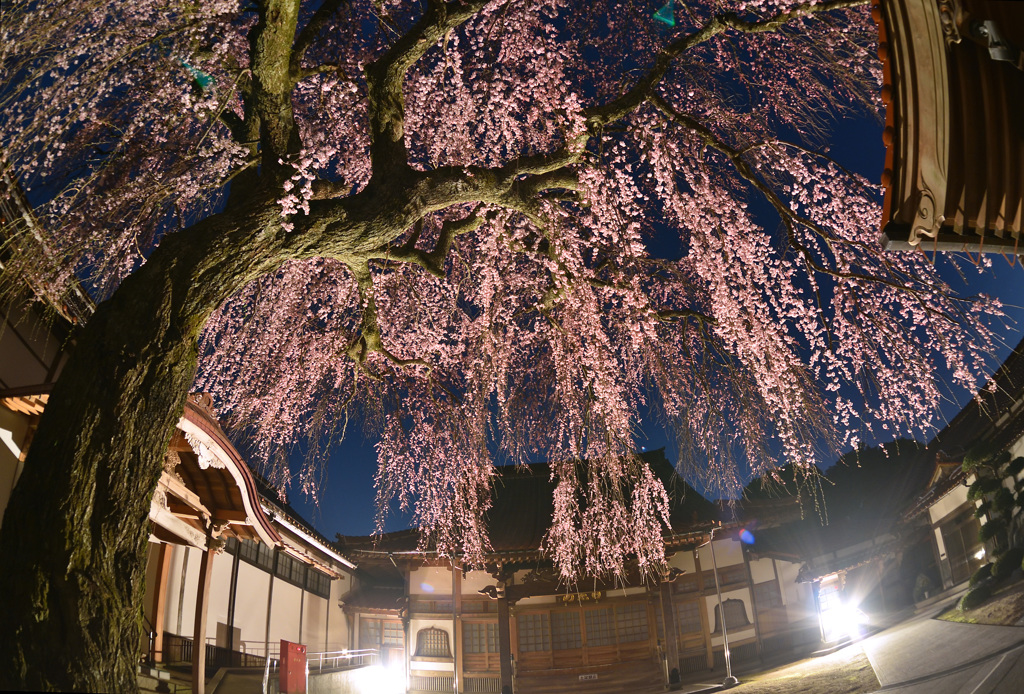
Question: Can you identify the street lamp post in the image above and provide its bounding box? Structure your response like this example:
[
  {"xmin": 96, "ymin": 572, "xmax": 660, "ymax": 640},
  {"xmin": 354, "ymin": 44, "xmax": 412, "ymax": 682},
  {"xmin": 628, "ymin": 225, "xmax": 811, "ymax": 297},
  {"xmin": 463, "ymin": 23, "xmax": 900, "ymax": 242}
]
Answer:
[{"xmin": 708, "ymin": 525, "xmax": 739, "ymax": 689}]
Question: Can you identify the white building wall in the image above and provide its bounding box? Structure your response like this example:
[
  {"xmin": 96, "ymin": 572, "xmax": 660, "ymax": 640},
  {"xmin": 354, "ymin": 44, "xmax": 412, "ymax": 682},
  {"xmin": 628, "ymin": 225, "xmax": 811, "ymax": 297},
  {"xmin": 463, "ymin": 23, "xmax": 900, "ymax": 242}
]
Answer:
[
  {"xmin": 929, "ymin": 484, "xmax": 970, "ymax": 525},
  {"xmin": 748, "ymin": 557, "xmax": 775, "ymax": 585},
  {"xmin": 206, "ymin": 551, "xmax": 234, "ymax": 641},
  {"xmin": 234, "ymin": 561, "xmax": 271, "ymax": 648},
  {"xmin": 667, "ymin": 549, "xmax": 697, "ymax": 574},
  {"xmin": 411, "ymin": 566, "xmax": 454, "ymax": 595},
  {"xmin": 154, "ymin": 542, "xmax": 351, "ymax": 658},
  {"xmin": 269, "ymin": 579, "xmax": 303, "ymax": 645}
]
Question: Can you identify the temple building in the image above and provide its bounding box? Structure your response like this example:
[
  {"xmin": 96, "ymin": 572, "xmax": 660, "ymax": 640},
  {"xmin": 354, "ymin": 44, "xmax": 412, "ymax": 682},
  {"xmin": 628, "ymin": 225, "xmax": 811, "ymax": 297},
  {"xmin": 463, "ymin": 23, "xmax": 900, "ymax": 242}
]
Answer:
[
  {"xmin": 876, "ymin": 0, "xmax": 1024, "ymax": 254},
  {"xmin": 337, "ymin": 452, "xmax": 818, "ymax": 694}
]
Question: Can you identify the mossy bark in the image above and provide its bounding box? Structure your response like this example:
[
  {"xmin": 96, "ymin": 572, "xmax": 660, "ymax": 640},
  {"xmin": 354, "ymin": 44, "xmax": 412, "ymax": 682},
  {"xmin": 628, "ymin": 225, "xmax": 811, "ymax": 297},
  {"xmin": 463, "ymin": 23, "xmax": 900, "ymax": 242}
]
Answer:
[{"xmin": 0, "ymin": 194, "xmax": 293, "ymax": 692}]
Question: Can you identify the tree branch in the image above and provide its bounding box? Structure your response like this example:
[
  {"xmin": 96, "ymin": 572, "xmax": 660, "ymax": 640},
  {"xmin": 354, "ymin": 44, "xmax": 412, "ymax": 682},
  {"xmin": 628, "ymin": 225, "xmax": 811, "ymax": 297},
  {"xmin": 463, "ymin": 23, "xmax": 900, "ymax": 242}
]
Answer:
[
  {"xmin": 290, "ymin": 0, "xmax": 348, "ymax": 81},
  {"xmin": 369, "ymin": 206, "xmax": 490, "ymax": 277},
  {"xmin": 250, "ymin": 0, "xmax": 303, "ymax": 168},
  {"xmin": 364, "ymin": 0, "xmax": 489, "ymax": 177},
  {"xmin": 584, "ymin": 0, "xmax": 869, "ymax": 129}
]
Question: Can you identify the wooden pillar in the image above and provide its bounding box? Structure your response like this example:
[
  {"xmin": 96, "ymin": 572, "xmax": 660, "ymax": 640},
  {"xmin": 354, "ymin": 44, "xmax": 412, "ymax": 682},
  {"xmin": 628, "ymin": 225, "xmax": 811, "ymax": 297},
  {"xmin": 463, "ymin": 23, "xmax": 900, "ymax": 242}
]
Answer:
[
  {"xmin": 659, "ymin": 581, "xmax": 680, "ymax": 685},
  {"xmin": 192, "ymin": 546, "xmax": 215, "ymax": 694},
  {"xmin": 497, "ymin": 589, "xmax": 513, "ymax": 694},
  {"xmin": 453, "ymin": 564, "xmax": 463, "ymax": 694},
  {"xmin": 151, "ymin": 543, "xmax": 173, "ymax": 663}
]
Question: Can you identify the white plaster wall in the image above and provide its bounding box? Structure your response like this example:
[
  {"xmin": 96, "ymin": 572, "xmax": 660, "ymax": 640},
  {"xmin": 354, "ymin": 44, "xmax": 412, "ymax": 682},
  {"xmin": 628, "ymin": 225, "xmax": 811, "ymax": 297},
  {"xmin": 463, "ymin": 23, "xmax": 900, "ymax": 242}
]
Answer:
[
  {"xmin": 929, "ymin": 484, "xmax": 970, "ymax": 525},
  {"xmin": 667, "ymin": 549, "xmax": 697, "ymax": 574},
  {"xmin": 205, "ymin": 551, "xmax": 234, "ymax": 640},
  {"xmin": 711, "ymin": 538, "xmax": 744, "ymax": 566},
  {"xmin": 703, "ymin": 586, "xmax": 752, "ymax": 646},
  {"xmin": 748, "ymin": 558, "xmax": 775, "ymax": 584},
  {"xmin": 302, "ymin": 593, "xmax": 328, "ymax": 650},
  {"xmin": 515, "ymin": 594, "xmax": 557, "ymax": 606},
  {"xmin": 326, "ymin": 574, "xmax": 350, "ymax": 650},
  {"xmin": 462, "ymin": 569, "xmax": 494, "ymax": 594},
  {"xmin": 269, "ymin": 579, "xmax": 303, "ymax": 645},
  {"xmin": 165, "ymin": 545, "xmax": 203, "ymax": 636},
  {"xmin": 233, "ymin": 562, "xmax": 271, "ymax": 647},
  {"xmin": 411, "ymin": 566, "xmax": 454, "ymax": 595}
]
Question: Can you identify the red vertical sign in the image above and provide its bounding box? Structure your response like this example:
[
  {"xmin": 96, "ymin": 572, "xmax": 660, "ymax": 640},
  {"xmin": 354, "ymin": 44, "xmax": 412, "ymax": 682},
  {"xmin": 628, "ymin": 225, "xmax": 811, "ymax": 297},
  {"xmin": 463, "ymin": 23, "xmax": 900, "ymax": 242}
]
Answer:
[{"xmin": 279, "ymin": 639, "xmax": 307, "ymax": 694}]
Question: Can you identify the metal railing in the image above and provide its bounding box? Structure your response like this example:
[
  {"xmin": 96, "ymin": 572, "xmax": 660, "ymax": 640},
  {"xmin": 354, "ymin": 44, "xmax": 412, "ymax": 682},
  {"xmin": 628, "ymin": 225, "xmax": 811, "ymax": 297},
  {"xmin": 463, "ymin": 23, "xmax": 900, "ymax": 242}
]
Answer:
[{"xmin": 308, "ymin": 648, "xmax": 379, "ymax": 672}]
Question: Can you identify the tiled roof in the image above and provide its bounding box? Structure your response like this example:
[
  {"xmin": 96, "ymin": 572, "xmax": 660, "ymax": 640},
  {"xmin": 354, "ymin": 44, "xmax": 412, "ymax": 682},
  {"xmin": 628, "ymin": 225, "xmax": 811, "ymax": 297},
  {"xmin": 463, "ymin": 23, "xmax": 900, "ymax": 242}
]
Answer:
[{"xmin": 340, "ymin": 585, "xmax": 406, "ymax": 614}]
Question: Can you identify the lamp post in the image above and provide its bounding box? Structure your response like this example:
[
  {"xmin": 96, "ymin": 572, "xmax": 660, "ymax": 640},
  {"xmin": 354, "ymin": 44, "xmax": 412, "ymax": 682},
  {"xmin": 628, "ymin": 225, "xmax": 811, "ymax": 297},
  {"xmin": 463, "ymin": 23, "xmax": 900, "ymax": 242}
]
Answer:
[{"xmin": 708, "ymin": 525, "xmax": 739, "ymax": 689}]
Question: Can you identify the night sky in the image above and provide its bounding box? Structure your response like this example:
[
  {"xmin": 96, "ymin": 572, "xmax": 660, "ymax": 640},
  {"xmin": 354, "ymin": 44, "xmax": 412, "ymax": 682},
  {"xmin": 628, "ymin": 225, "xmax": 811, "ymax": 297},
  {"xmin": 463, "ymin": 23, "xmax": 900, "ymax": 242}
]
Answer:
[{"xmin": 288, "ymin": 113, "xmax": 1024, "ymax": 539}]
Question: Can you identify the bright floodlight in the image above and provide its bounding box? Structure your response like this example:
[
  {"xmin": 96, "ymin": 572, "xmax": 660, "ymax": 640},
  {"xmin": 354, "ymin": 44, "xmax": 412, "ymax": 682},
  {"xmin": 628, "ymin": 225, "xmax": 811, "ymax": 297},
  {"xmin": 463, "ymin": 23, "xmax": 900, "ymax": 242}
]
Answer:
[
  {"xmin": 821, "ymin": 604, "xmax": 868, "ymax": 643},
  {"xmin": 356, "ymin": 664, "xmax": 404, "ymax": 694}
]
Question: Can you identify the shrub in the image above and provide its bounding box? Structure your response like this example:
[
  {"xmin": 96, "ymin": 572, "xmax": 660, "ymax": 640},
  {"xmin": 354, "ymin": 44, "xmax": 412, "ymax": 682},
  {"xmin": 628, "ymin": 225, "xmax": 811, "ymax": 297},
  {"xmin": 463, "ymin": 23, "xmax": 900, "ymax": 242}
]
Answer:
[
  {"xmin": 979, "ymin": 519, "xmax": 1006, "ymax": 543},
  {"xmin": 960, "ymin": 584, "xmax": 992, "ymax": 611},
  {"xmin": 1004, "ymin": 456, "xmax": 1024, "ymax": 478},
  {"xmin": 991, "ymin": 487, "xmax": 1015, "ymax": 514},
  {"xmin": 993, "ymin": 547, "xmax": 1024, "ymax": 581},
  {"xmin": 968, "ymin": 478, "xmax": 1002, "ymax": 501},
  {"xmin": 974, "ymin": 500, "xmax": 991, "ymax": 519},
  {"xmin": 1016, "ymin": 477, "xmax": 1024, "ymax": 493},
  {"xmin": 969, "ymin": 563, "xmax": 993, "ymax": 587},
  {"xmin": 963, "ymin": 444, "xmax": 1001, "ymax": 473}
]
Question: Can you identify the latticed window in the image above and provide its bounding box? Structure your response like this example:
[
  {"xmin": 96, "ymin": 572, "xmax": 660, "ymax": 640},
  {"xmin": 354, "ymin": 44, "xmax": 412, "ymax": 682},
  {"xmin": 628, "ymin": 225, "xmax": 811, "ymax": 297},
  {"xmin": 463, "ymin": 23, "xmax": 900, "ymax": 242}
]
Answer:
[
  {"xmin": 238, "ymin": 538, "xmax": 275, "ymax": 571},
  {"xmin": 360, "ymin": 619, "xmax": 381, "ymax": 648},
  {"xmin": 584, "ymin": 608, "xmax": 615, "ymax": 647},
  {"xmin": 463, "ymin": 622, "xmax": 498, "ymax": 654},
  {"xmin": 753, "ymin": 581, "xmax": 783, "ymax": 610},
  {"xmin": 674, "ymin": 573, "xmax": 699, "ymax": 594},
  {"xmin": 415, "ymin": 628, "xmax": 452, "ymax": 658},
  {"xmin": 615, "ymin": 602, "xmax": 649, "ymax": 643},
  {"xmin": 713, "ymin": 599, "xmax": 751, "ymax": 633},
  {"xmin": 382, "ymin": 621, "xmax": 404, "ymax": 646},
  {"xmin": 676, "ymin": 601, "xmax": 702, "ymax": 635},
  {"xmin": 551, "ymin": 611, "xmax": 582, "ymax": 650},
  {"xmin": 517, "ymin": 613, "xmax": 550, "ymax": 652},
  {"xmin": 304, "ymin": 568, "xmax": 331, "ymax": 598}
]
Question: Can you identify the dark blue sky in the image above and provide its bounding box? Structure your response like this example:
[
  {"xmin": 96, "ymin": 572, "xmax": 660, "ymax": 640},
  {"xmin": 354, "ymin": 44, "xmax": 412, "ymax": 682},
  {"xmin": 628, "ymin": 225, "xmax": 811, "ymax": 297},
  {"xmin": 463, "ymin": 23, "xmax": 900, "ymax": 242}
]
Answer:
[{"xmin": 287, "ymin": 114, "xmax": 1024, "ymax": 539}]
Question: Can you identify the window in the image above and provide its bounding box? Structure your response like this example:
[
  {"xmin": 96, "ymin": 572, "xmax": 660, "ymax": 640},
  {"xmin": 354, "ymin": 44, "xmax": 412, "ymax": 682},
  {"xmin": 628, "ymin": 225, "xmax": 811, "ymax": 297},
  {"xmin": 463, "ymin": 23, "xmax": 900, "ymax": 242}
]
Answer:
[
  {"xmin": 415, "ymin": 628, "xmax": 452, "ymax": 658},
  {"xmin": 237, "ymin": 538, "xmax": 275, "ymax": 571},
  {"xmin": 464, "ymin": 622, "xmax": 498, "ymax": 654},
  {"xmin": 706, "ymin": 564, "xmax": 747, "ymax": 587},
  {"xmin": 517, "ymin": 613, "xmax": 550, "ymax": 652},
  {"xmin": 713, "ymin": 599, "xmax": 750, "ymax": 633},
  {"xmin": 382, "ymin": 621, "xmax": 404, "ymax": 646},
  {"xmin": 676, "ymin": 601, "xmax": 702, "ymax": 634},
  {"xmin": 305, "ymin": 568, "xmax": 332, "ymax": 599},
  {"xmin": 551, "ymin": 611, "xmax": 582, "ymax": 650},
  {"xmin": 753, "ymin": 581, "xmax": 783, "ymax": 610},
  {"xmin": 615, "ymin": 602, "xmax": 649, "ymax": 643},
  {"xmin": 361, "ymin": 618, "xmax": 404, "ymax": 649},
  {"xmin": 584, "ymin": 608, "xmax": 615, "ymax": 647},
  {"xmin": 360, "ymin": 619, "xmax": 381, "ymax": 649},
  {"xmin": 673, "ymin": 573, "xmax": 699, "ymax": 594}
]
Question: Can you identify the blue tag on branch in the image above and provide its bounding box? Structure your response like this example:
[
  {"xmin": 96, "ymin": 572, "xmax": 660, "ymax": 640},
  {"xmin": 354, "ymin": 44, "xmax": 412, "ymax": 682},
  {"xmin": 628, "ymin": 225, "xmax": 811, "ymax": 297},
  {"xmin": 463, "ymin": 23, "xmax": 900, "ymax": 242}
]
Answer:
[
  {"xmin": 179, "ymin": 59, "xmax": 214, "ymax": 90},
  {"xmin": 654, "ymin": 0, "xmax": 675, "ymax": 27}
]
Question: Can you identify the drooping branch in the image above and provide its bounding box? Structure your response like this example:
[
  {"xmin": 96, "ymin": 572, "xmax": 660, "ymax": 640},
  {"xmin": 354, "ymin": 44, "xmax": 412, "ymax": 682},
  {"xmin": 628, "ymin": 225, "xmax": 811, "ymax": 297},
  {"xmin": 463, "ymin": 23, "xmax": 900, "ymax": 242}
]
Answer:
[
  {"xmin": 364, "ymin": 0, "xmax": 490, "ymax": 176},
  {"xmin": 345, "ymin": 260, "xmax": 432, "ymax": 371},
  {"xmin": 585, "ymin": 0, "xmax": 870, "ymax": 129},
  {"xmin": 290, "ymin": 0, "xmax": 348, "ymax": 80}
]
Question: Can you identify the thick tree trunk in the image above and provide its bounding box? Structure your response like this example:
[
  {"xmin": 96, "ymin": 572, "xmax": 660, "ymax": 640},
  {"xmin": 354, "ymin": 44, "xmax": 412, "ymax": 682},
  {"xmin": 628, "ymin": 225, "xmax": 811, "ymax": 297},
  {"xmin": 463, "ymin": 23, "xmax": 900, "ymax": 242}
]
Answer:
[{"xmin": 0, "ymin": 194, "xmax": 291, "ymax": 691}]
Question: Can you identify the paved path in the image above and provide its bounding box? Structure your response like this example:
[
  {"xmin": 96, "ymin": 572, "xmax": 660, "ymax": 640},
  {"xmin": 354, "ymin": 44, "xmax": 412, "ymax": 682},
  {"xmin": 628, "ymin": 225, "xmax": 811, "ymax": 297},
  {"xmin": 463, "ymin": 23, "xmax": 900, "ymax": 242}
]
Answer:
[{"xmin": 861, "ymin": 609, "xmax": 1024, "ymax": 694}]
